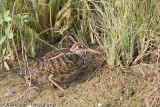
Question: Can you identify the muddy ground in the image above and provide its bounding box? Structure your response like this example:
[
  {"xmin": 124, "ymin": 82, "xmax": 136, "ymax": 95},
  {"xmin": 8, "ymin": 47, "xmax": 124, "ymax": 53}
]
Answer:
[{"xmin": 0, "ymin": 45, "xmax": 160, "ymax": 107}]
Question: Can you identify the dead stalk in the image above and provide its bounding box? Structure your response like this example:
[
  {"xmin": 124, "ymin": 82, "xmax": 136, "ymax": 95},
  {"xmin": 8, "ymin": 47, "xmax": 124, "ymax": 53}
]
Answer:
[
  {"xmin": 0, "ymin": 0, "xmax": 23, "ymax": 74},
  {"xmin": 20, "ymin": 30, "xmax": 26, "ymax": 75},
  {"xmin": 132, "ymin": 43, "xmax": 149, "ymax": 65},
  {"xmin": 11, "ymin": 0, "xmax": 23, "ymax": 74},
  {"xmin": 49, "ymin": 6, "xmax": 54, "ymax": 39}
]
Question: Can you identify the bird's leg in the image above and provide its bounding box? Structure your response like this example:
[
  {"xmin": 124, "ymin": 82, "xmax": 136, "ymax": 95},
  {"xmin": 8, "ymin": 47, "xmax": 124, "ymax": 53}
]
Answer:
[{"xmin": 48, "ymin": 74, "xmax": 64, "ymax": 91}]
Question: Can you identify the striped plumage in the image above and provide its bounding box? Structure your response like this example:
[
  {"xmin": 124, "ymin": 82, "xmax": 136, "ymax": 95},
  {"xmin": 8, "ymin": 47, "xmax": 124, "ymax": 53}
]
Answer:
[
  {"xmin": 32, "ymin": 48, "xmax": 84, "ymax": 74},
  {"xmin": 32, "ymin": 42, "xmax": 101, "ymax": 91}
]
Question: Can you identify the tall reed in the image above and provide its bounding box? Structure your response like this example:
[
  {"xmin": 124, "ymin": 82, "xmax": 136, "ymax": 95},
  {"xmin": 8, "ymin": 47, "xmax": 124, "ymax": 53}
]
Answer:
[{"xmin": 72, "ymin": 0, "xmax": 160, "ymax": 66}]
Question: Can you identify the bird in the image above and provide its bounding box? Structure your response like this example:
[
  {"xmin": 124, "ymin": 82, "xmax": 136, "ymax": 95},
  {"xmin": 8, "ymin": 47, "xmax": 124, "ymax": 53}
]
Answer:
[{"xmin": 31, "ymin": 42, "xmax": 102, "ymax": 91}]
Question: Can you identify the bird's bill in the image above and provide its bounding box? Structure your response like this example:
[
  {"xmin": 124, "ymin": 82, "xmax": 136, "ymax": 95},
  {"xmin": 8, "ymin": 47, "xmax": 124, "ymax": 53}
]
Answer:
[{"xmin": 87, "ymin": 48, "xmax": 102, "ymax": 55}]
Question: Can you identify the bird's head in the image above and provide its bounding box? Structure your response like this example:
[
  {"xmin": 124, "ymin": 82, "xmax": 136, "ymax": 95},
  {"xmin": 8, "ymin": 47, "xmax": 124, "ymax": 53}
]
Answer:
[{"xmin": 70, "ymin": 43, "xmax": 102, "ymax": 57}]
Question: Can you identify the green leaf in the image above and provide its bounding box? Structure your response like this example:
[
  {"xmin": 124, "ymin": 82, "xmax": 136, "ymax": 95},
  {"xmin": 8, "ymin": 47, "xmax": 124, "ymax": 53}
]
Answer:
[
  {"xmin": 8, "ymin": 32, "xmax": 13, "ymax": 39},
  {"xmin": 24, "ymin": 19, "xmax": 28, "ymax": 22},
  {"xmin": 17, "ymin": 14, "xmax": 22, "ymax": 18},
  {"xmin": 0, "ymin": 36, "xmax": 6, "ymax": 45},
  {"xmin": 4, "ymin": 10, "xmax": 10, "ymax": 19},
  {"xmin": 4, "ymin": 16, "xmax": 12, "ymax": 22},
  {"xmin": 23, "ymin": 15, "xmax": 28, "ymax": 19},
  {"xmin": 5, "ymin": 24, "xmax": 11, "ymax": 35},
  {"xmin": 0, "ymin": 13, "xmax": 2, "ymax": 18},
  {"xmin": 0, "ymin": 19, "xmax": 3, "ymax": 24}
]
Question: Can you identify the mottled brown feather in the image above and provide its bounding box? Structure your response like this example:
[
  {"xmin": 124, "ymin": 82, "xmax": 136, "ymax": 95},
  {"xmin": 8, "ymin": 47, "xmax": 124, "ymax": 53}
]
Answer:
[{"xmin": 32, "ymin": 48, "xmax": 84, "ymax": 74}]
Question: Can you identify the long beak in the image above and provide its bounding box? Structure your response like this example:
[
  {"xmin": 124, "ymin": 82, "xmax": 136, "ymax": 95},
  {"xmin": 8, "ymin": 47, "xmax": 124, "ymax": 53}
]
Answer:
[{"xmin": 87, "ymin": 48, "xmax": 102, "ymax": 55}]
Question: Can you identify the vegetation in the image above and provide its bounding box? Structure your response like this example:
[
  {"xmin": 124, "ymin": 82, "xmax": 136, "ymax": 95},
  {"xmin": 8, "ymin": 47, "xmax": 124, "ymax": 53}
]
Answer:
[
  {"xmin": 0, "ymin": 0, "xmax": 159, "ymax": 68},
  {"xmin": 73, "ymin": 0, "xmax": 159, "ymax": 66},
  {"xmin": 0, "ymin": 0, "xmax": 159, "ymax": 106}
]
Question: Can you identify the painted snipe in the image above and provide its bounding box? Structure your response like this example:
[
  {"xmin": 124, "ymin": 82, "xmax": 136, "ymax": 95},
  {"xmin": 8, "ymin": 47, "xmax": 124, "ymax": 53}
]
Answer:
[{"xmin": 32, "ymin": 39, "xmax": 101, "ymax": 91}]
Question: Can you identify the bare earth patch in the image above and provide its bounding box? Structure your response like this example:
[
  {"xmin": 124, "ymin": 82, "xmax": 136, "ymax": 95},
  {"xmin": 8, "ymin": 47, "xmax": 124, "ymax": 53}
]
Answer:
[{"xmin": 0, "ymin": 56, "xmax": 159, "ymax": 107}]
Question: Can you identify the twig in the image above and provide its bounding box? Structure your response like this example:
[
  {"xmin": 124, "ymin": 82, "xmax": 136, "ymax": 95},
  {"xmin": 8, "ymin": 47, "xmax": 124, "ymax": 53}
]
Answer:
[
  {"xmin": 132, "ymin": 43, "xmax": 149, "ymax": 65},
  {"xmin": 11, "ymin": 0, "xmax": 23, "ymax": 74},
  {"xmin": 20, "ymin": 30, "xmax": 27, "ymax": 75},
  {"xmin": 49, "ymin": 5, "xmax": 54, "ymax": 40},
  {"xmin": 24, "ymin": 44, "xmax": 30, "ymax": 75},
  {"xmin": 87, "ymin": 60, "xmax": 104, "ymax": 81},
  {"xmin": 11, "ymin": 0, "xmax": 19, "ymax": 28},
  {"xmin": 33, "ymin": 27, "xmax": 58, "ymax": 49},
  {"xmin": 36, "ymin": 37, "xmax": 57, "ymax": 49},
  {"xmin": 2, "ymin": 83, "xmax": 39, "ymax": 107},
  {"xmin": 58, "ymin": 35, "xmax": 77, "ymax": 48},
  {"xmin": 0, "ymin": 0, "xmax": 5, "ymax": 11}
]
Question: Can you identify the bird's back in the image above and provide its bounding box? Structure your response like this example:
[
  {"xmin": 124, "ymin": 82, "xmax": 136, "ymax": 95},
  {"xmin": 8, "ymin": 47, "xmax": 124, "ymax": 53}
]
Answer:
[{"xmin": 32, "ymin": 48, "xmax": 84, "ymax": 74}]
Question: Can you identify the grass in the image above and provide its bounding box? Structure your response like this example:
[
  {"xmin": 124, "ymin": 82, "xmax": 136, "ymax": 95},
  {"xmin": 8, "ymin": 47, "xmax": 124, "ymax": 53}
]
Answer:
[
  {"xmin": 0, "ymin": 0, "xmax": 159, "ymax": 105},
  {"xmin": 0, "ymin": 0, "xmax": 159, "ymax": 68},
  {"xmin": 79, "ymin": 0, "xmax": 159, "ymax": 66},
  {"xmin": 0, "ymin": 0, "xmax": 159, "ymax": 71}
]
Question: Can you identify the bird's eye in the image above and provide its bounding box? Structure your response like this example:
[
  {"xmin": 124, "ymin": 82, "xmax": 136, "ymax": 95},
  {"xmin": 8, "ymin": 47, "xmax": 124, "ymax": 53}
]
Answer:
[{"xmin": 78, "ymin": 45, "xmax": 83, "ymax": 49}]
